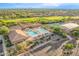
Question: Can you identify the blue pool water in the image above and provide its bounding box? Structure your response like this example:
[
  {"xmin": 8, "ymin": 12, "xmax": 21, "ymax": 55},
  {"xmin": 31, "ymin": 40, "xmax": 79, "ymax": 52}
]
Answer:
[{"xmin": 26, "ymin": 30, "xmax": 38, "ymax": 37}]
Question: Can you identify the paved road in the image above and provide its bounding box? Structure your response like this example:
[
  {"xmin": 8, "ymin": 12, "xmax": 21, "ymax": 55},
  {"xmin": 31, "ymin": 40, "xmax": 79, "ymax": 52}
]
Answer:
[
  {"xmin": 51, "ymin": 40, "xmax": 70, "ymax": 56},
  {"xmin": 66, "ymin": 35, "xmax": 73, "ymax": 40},
  {"xmin": 1, "ymin": 35, "xmax": 7, "ymax": 56}
]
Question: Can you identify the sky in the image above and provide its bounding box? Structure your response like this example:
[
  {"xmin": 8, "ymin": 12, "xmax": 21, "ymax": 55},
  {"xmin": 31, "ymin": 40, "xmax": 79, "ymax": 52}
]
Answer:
[{"xmin": 0, "ymin": 3, "xmax": 79, "ymax": 9}]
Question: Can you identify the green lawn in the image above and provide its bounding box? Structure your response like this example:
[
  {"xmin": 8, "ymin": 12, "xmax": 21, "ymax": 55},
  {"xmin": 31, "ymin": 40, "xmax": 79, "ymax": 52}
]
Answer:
[{"xmin": 0, "ymin": 16, "xmax": 78, "ymax": 27}]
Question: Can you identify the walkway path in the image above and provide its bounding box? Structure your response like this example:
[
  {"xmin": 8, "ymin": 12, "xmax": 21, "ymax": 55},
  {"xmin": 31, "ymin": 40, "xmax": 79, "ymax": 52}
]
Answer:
[
  {"xmin": 66, "ymin": 35, "xmax": 73, "ymax": 40},
  {"xmin": 71, "ymin": 40, "xmax": 79, "ymax": 56},
  {"xmin": 30, "ymin": 40, "xmax": 52, "ymax": 52}
]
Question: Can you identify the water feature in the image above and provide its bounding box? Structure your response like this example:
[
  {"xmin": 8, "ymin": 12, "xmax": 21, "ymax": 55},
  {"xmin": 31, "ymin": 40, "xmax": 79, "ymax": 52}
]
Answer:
[{"xmin": 26, "ymin": 29, "xmax": 38, "ymax": 37}]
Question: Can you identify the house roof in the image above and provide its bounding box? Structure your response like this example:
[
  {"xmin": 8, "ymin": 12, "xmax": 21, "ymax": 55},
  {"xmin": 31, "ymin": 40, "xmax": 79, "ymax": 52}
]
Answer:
[
  {"xmin": 20, "ymin": 23, "xmax": 41, "ymax": 29},
  {"xmin": 9, "ymin": 25, "xmax": 22, "ymax": 31},
  {"xmin": 61, "ymin": 23, "xmax": 79, "ymax": 30},
  {"xmin": 8, "ymin": 30, "xmax": 29, "ymax": 44}
]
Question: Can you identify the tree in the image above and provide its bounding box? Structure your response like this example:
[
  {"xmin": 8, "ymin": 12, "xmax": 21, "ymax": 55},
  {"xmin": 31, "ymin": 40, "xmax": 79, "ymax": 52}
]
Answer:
[
  {"xmin": 0, "ymin": 26, "xmax": 10, "ymax": 35},
  {"xmin": 72, "ymin": 28, "xmax": 79, "ymax": 37},
  {"xmin": 64, "ymin": 43, "xmax": 74, "ymax": 50},
  {"xmin": 72, "ymin": 31, "xmax": 79, "ymax": 37}
]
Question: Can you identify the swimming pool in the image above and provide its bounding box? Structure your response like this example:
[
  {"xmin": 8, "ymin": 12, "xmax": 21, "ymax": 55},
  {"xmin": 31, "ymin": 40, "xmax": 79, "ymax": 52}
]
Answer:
[
  {"xmin": 26, "ymin": 29, "xmax": 38, "ymax": 37},
  {"xmin": 25, "ymin": 28, "xmax": 49, "ymax": 37},
  {"xmin": 37, "ymin": 28, "xmax": 49, "ymax": 33}
]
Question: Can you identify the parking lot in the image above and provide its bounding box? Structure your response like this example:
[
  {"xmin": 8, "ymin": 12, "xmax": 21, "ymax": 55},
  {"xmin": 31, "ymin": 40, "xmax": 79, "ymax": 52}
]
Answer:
[{"xmin": 25, "ymin": 34, "xmax": 66, "ymax": 56}]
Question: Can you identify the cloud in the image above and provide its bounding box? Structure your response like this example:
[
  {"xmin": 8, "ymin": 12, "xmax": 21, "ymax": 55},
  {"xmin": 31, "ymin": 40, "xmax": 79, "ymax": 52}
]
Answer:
[{"xmin": 42, "ymin": 3, "xmax": 63, "ymax": 7}]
